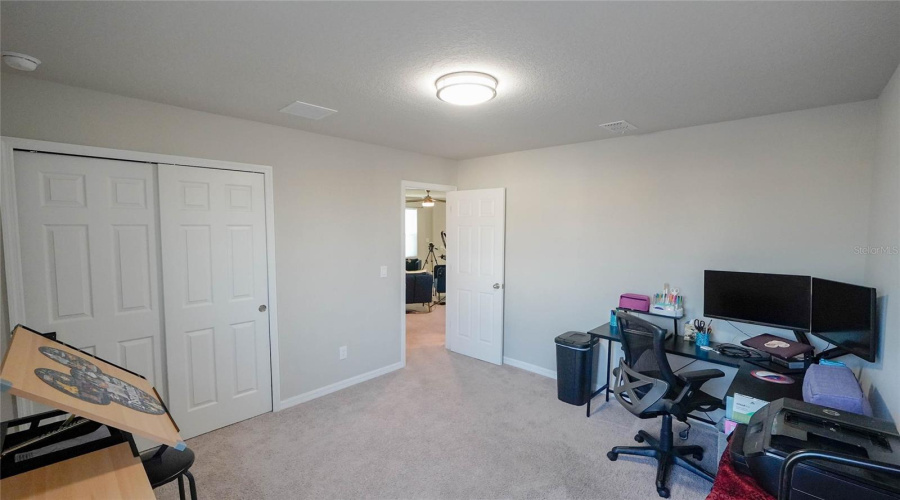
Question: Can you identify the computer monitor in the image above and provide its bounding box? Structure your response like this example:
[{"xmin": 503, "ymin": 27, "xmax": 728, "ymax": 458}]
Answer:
[
  {"xmin": 703, "ymin": 270, "xmax": 812, "ymax": 331},
  {"xmin": 810, "ymin": 278, "xmax": 877, "ymax": 362},
  {"xmin": 703, "ymin": 270, "xmax": 878, "ymax": 362}
]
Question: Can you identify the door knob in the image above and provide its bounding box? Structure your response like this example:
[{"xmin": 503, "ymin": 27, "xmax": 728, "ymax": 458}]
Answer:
[
  {"xmin": 493, "ymin": 283, "xmax": 501, "ymax": 289},
  {"xmin": 259, "ymin": 305, "xmax": 267, "ymax": 312}
]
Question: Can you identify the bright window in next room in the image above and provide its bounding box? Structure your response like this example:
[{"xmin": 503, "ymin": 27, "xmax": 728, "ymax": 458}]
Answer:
[{"xmin": 405, "ymin": 208, "xmax": 418, "ymax": 258}]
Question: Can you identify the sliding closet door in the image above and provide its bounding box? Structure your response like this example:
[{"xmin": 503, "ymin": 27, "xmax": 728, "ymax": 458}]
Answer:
[
  {"xmin": 158, "ymin": 164, "xmax": 272, "ymax": 439},
  {"xmin": 14, "ymin": 152, "xmax": 165, "ymax": 405}
]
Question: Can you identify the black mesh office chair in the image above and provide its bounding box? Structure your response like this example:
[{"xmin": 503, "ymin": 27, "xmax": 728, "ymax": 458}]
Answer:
[{"xmin": 606, "ymin": 311, "xmax": 725, "ymax": 498}]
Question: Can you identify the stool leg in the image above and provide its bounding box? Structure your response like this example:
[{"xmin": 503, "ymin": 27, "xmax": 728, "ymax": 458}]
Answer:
[
  {"xmin": 178, "ymin": 475, "xmax": 186, "ymax": 500},
  {"xmin": 185, "ymin": 471, "xmax": 198, "ymax": 500}
]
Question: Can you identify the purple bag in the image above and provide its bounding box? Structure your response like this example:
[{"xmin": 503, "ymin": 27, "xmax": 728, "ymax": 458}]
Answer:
[
  {"xmin": 619, "ymin": 293, "xmax": 651, "ymax": 312},
  {"xmin": 802, "ymin": 364, "xmax": 872, "ymax": 416}
]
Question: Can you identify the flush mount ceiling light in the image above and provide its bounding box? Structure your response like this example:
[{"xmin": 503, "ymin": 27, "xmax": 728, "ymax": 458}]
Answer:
[
  {"xmin": 1, "ymin": 52, "xmax": 40, "ymax": 72},
  {"xmin": 435, "ymin": 71, "xmax": 497, "ymax": 106}
]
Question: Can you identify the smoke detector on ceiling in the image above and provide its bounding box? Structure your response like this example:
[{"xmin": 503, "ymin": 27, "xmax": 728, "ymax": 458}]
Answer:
[
  {"xmin": 279, "ymin": 101, "xmax": 338, "ymax": 120},
  {"xmin": 1, "ymin": 52, "xmax": 40, "ymax": 72},
  {"xmin": 599, "ymin": 120, "xmax": 637, "ymax": 135}
]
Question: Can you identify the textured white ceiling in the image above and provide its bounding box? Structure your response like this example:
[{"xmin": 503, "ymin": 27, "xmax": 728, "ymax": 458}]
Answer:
[{"xmin": 2, "ymin": 2, "xmax": 898, "ymax": 160}]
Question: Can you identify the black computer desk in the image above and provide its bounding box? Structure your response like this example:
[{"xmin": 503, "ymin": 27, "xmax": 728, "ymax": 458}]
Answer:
[
  {"xmin": 585, "ymin": 323, "xmax": 804, "ymax": 425},
  {"xmin": 725, "ymin": 360, "xmax": 804, "ymax": 404}
]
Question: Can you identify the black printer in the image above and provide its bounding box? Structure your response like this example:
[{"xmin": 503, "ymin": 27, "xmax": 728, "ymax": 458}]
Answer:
[{"xmin": 731, "ymin": 398, "xmax": 900, "ymax": 499}]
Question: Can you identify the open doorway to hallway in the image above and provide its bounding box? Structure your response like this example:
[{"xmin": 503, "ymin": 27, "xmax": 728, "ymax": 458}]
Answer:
[{"xmin": 401, "ymin": 182, "xmax": 454, "ymax": 363}]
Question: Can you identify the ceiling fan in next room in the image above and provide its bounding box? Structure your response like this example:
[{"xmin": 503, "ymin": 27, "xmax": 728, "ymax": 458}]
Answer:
[{"xmin": 405, "ymin": 190, "xmax": 446, "ymax": 207}]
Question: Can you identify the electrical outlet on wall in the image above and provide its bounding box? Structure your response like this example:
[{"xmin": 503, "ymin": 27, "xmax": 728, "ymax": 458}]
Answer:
[
  {"xmin": 339, "ymin": 345, "xmax": 347, "ymax": 360},
  {"xmin": 380, "ymin": 265, "xmax": 387, "ymax": 278}
]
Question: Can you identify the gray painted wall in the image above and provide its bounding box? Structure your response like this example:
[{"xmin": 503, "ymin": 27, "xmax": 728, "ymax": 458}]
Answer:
[
  {"xmin": 431, "ymin": 202, "xmax": 447, "ymax": 257},
  {"xmin": 458, "ymin": 101, "xmax": 877, "ymax": 374},
  {"xmin": 2, "ymin": 68, "xmax": 894, "ymax": 424},
  {"xmin": 0, "ymin": 73, "xmax": 457, "ymax": 403},
  {"xmin": 415, "ymin": 206, "xmax": 433, "ymax": 261},
  {"xmin": 860, "ymin": 64, "xmax": 900, "ymax": 423}
]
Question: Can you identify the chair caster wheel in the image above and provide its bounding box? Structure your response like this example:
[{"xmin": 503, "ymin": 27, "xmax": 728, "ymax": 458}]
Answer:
[
  {"xmin": 634, "ymin": 434, "xmax": 644, "ymax": 443},
  {"xmin": 657, "ymin": 487, "xmax": 670, "ymax": 498},
  {"xmin": 692, "ymin": 452, "xmax": 703, "ymax": 461},
  {"xmin": 607, "ymin": 451, "xmax": 618, "ymax": 461},
  {"xmin": 679, "ymin": 429, "xmax": 690, "ymax": 440}
]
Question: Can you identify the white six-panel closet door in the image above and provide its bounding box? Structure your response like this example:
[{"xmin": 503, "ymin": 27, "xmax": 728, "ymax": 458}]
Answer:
[
  {"xmin": 157, "ymin": 164, "xmax": 272, "ymax": 439},
  {"xmin": 14, "ymin": 151, "xmax": 165, "ymax": 413}
]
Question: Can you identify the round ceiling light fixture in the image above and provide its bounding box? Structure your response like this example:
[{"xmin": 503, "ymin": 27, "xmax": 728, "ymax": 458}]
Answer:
[
  {"xmin": 435, "ymin": 71, "xmax": 497, "ymax": 106},
  {"xmin": 1, "ymin": 52, "xmax": 40, "ymax": 72}
]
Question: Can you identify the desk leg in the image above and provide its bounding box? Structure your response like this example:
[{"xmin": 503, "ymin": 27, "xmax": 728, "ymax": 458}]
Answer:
[
  {"xmin": 587, "ymin": 385, "xmax": 607, "ymax": 418},
  {"xmin": 585, "ymin": 339, "xmax": 616, "ymax": 417},
  {"xmin": 586, "ymin": 341, "xmax": 613, "ymax": 418},
  {"xmin": 605, "ymin": 343, "xmax": 612, "ymax": 402},
  {"xmin": 585, "ymin": 349, "xmax": 594, "ymax": 418}
]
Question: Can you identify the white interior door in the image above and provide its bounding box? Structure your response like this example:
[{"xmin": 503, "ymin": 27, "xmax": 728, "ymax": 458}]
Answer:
[
  {"xmin": 445, "ymin": 188, "xmax": 506, "ymax": 365},
  {"xmin": 14, "ymin": 152, "xmax": 165, "ymax": 406},
  {"xmin": 158, "ymin": 164, "xmax": 272, "ymax": 439}
]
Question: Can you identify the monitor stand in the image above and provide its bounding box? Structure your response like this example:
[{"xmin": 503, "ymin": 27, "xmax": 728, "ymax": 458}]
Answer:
[{"xmin": 792, "ymin": 330, "xmax": 849, "ymax": 363}]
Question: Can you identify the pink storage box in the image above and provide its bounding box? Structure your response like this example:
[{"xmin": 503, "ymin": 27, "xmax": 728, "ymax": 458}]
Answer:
[{"xmin": 619, "ymin": 293, "xmax": 651, "ymax": 312}]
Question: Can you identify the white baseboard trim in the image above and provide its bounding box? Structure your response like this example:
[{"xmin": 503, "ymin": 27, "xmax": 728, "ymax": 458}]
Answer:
[
  {"xmin": 503, "ymin": 357, "xmax": 557, "ymax": 379},
  {"xmin": 279, "ymin": 361, "xmax": 405, "ymax": 410}
]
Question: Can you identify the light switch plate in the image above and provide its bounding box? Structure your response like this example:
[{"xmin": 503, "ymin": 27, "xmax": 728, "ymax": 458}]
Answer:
[{"xmin": 380, "ymin": 265, "xmax": 387, "ymax": 278}]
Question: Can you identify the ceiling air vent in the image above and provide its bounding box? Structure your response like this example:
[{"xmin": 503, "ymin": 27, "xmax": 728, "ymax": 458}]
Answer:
[
  {"xmin": 599, "ymin": 120, "xmax": 637, "ymax": 135},
  {"xmin": 279, "ymin": 101, "xmax": 338, "ymax": 120}
]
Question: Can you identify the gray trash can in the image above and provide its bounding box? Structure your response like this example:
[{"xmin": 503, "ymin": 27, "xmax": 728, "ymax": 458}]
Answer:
[{"xmin": 555, "ymin": 331, "xmax": 599, "ymax": 406}]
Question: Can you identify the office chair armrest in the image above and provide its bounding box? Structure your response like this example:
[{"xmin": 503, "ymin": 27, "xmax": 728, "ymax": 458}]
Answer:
[
  {"xmin": 671, "ymin": 369, "xmax": 725, "ymax": 408},
  {"xmin": 679, "ymin": 369, "xmax": 725, "ymax": 385}
]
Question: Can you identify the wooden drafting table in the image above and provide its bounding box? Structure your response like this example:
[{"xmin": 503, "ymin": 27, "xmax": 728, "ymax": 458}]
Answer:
[{"xmin": 0, "ymin": 325, "xmax": 184, "ymax": 499}]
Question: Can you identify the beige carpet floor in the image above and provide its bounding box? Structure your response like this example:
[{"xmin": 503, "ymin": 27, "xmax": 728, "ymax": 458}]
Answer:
[{"xmin": 157, "ymin": 305, "xmax": 716, "ymax": 499}]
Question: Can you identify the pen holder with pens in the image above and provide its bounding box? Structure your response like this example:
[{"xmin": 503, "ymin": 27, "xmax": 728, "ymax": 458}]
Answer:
[
  {"xmin": 696, "ymin": 330, "xmax": 710, "ymax": 347},
  {"xmin": 690, "ymin": 318, "xmax": 712, "ymax": 347}
]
